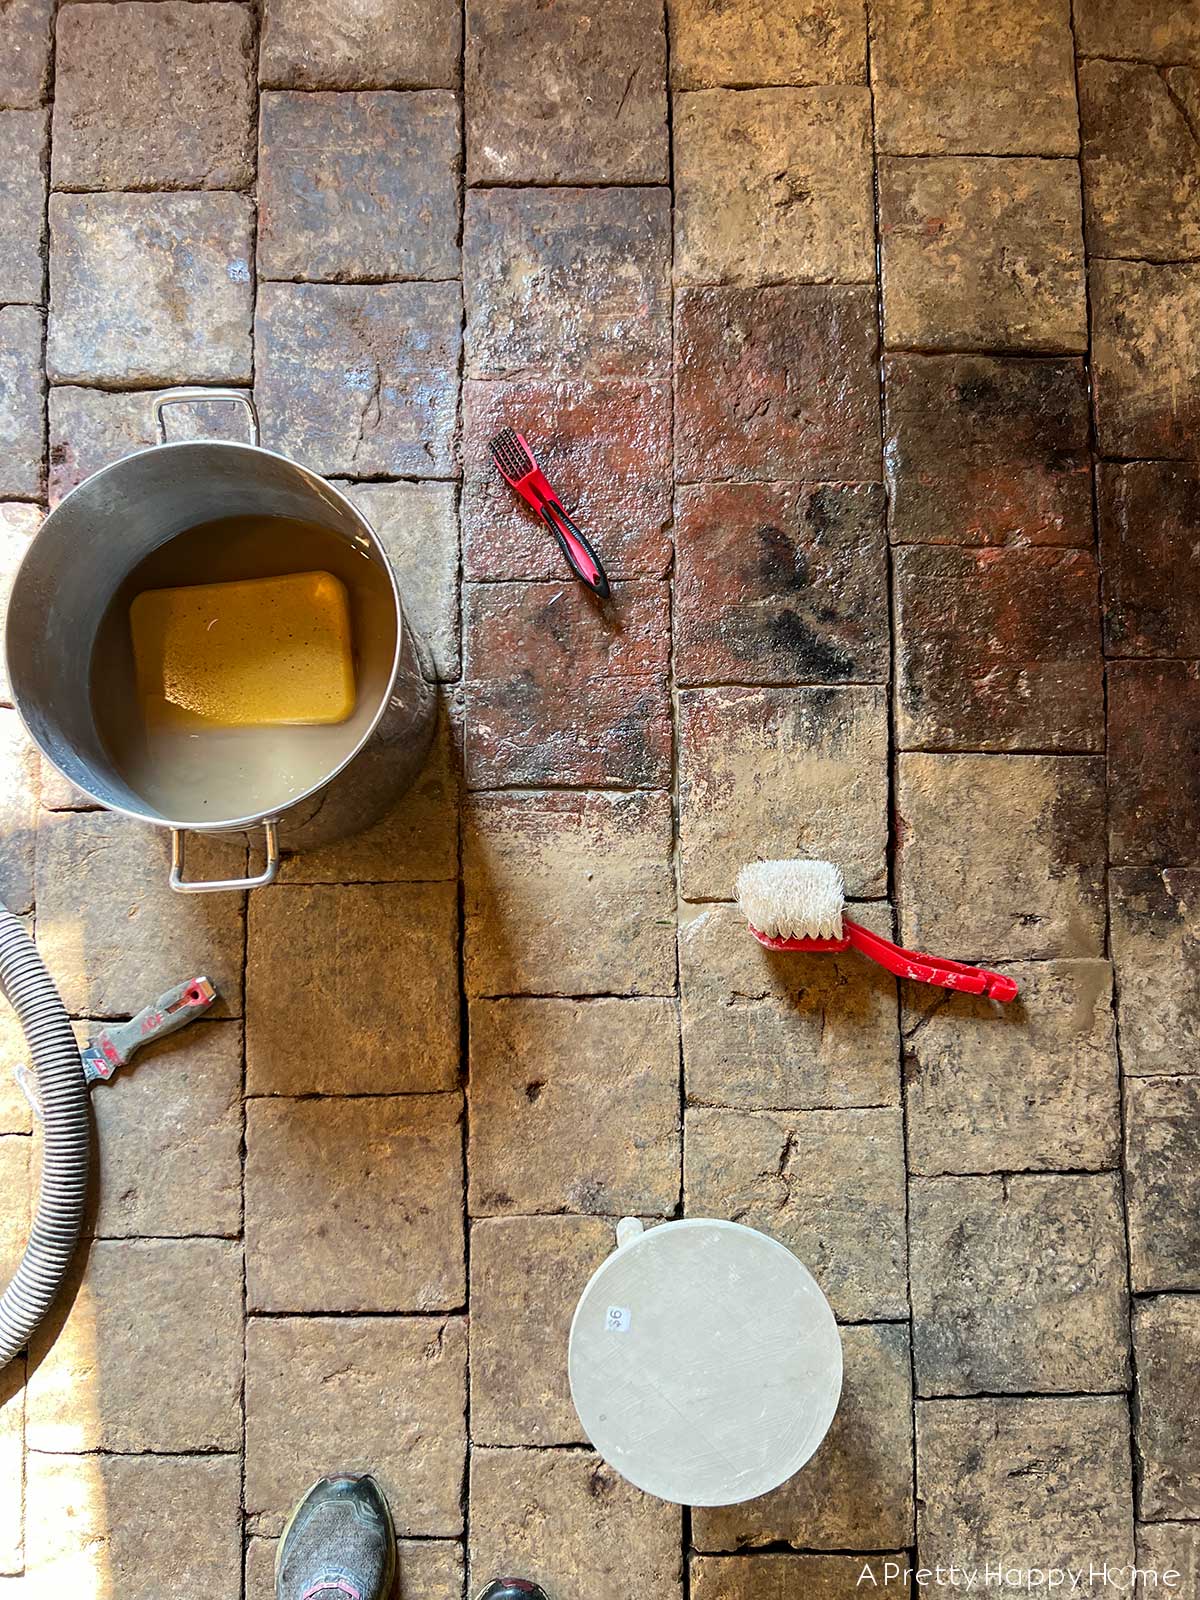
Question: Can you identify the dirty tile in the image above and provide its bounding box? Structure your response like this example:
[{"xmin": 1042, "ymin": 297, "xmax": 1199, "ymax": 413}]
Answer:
[
  {"xmin": 92, "ymin": 1019, "xmax": 242, "ymax": 1238},
  {"xmin": 668, "ymin": 0, "xmax": 866, "ymax": 88},
  {"xmin": 883, "ymin": 354, "xmax": 1092, "ymax": 548},
  {"xmin": 894, "ymin": 546, "xmax": 1103, "ymax": 752},
  {"xmin": 677, "ymin": 685, "xmax": 889, "ymax": 900},
  {"xmin": 465, "ymin": 0, "xmax": 667, "ymax": 184},
  {"xmin": 0, "ymin": 109, "xmax": 45, "ymax": 303},
  {"xmin": 246, "ymin": 1094, "xmax": 464, "ymax": 1313},
  {"xmin": 247, "ymin": 883, "xmax": 458, "ymax": 1095},
  {"xmin": 1111, "ymin": 870, "xmax": 1200, "ymax": 1077},
  {"xmin": 1091, "ymin": 261, "xmax": 1200, "ymax": 461},
  {"xmin": 1100, "ymin": 463, "xmax": 1200, "ymax": 659},
  {"xmin": 896, "ymin": 754, "xmax": 1107, "ymax": 960},
  {"xmin": 25, "ymin": 1453, "xmax": 241, "ymax": 1600},
  {"xmin": 245, "ymin": 1315, "xmax": 466, "ymax": 1536},
  {"xmin": 675, "ymin": 482, "xmax": 888, "ymax": 686},
  {"xmin": 47, "ymin": 385, "xmax": 253, "ymax": 506},
  {"xmin": 26, "ymin": 1239, "xmax": 242, "ymax": 1452},
  {"xmin": 464, "ymin": 187, "xmax": 672, "ymax": 380},
  {"xmin": 260, "ymin": 0, "xmax": 461, "ymax": 89},
  {"xmin": 468, "ymin": 997, "xmax": 681, "ymax": 1217},
  {"xmin": 47, "ymin": 193, "xmax": 253, "ymax": 386},
  {"xmin": 0, "ymin": 503, "xmax": 39, "ymax": 707},
  {"xmin": 0, "ymin": 0, "xmax": 52, "ymax": 108},
  {"xmin": 461, "ymin": 378, "xmax": 672, "ymax": 581},
  {"xmin": 1135, "ymin": 1296, "xmax": 1200, "ymax": 1521},
  {"xmin": 910, "ymin": 1173, "xmax": 1128, "ymax": 1397},
  {"xmin": 52, "ymin": 1, "xmax": 256, "ymax": 191},
  {"xmin": 0, "ymin": 1377, "xmax": 20, "ymax": 1574},
  {"xmin": 685, "ymin": 1105, "xmax": 907, "ymax": 1320},
  {"xmin": 470, "ymin": 1215, "xmax": 614, "ymax": 1445},
  {"xmin": 879, "ymin": 157, "xmax": 1087, "ymax": 352},
  {"xmin": 1073, "ymin": 0, "xmax": 1200, "ymax": 62},
  {"xmin": 258, "ymin": 91, "xmax": 460, "ymax": 282},
  {"xmin": 463, "ymin": 579, "xmax": 672, "ymax": 788},
  {"xmin": 337, "ymin": 481, "xmax": 460, "ymax": 679},
  {"xmin": 0, "ymin": 991, "xmax": 33, "ymax": 1136},
  {"xmin": 1125, "ymin": 1075, "xmax": 1200, "ymax": 1293},
  {"xmin": 692, "ymin": 1323, "xmax": 914, "ymax": 1551},
  {"xmin": 692, "ymin": 1555, "xmax": 911, "ymax": 1600},
  {"xmin": 904, "ymin": 960, "xmax": 1119, "ymax": 1175},
  {"xmin": 674, "ymin": 88, "xmax": 873, "ymax": 285},
  {"xmin": 0, "ymin": 712, "xmax": 37, "ymax": 916},
  {"xmin": 679, "ymin": 900, "xmax": 900, "ymax": 1111},
  {"xmin": 276, "ymin": 701, "xmax": 459, "ymax": 886},
  {"xmin": 675, "ymin": 285, "xmax": 880, "ymax": 483},
  {"xmin": 870, "ymin": 0, "xmax": 1076, "ymax": 156},
  {"xmin": 1108, "ymin": 662, "xmax": 1200, "ymax": 868},
  {"xmin": 1080, "ymin": 62, "xmax": 1200, "ymax": 261},
  {"xmin": 0, "ymin": 306, "xmax": 44, "ymax": 499},
  {"xmin": 916, "ymin": 1397, "xmax": 1134, "ymax": 1594},
  {"xmin": 246, "ymin": 1537, "xmax": 466, "ymax": 1600},
  {"xmin": 468, "ymin": 1449, "xmax": 681, "ymax": 1600},
  {"xmin": 255, "ymin": 280, "xmax": 461, "ymax": 477},
  {"xmin": 1136, "ymin": 1524, "xmax": 1200, "ymax": 1600},
  {"xmin": 35, "ymin": 811, "xmax": 245, "ymax": 1016},
  {"xmin": 0, "ymin": 1138, "xmax": 29, "ymax": 1287},
  {"xmin": 463, "ymin": 789, "xmax": 676, "ymax": 998}
]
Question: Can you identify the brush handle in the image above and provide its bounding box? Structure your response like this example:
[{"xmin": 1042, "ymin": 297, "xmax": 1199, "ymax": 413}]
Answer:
[
  {"xmin": 843, "ymin": 919, "xmax": 1018, "ymax": 1001},
  {"xmin": 540, "ymin": 504, "xmax": 610, "ymax": 599}
]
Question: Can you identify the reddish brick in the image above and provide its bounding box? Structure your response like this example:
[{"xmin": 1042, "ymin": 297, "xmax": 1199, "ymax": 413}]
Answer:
[
  {"xmin": 461, "ymin": 378, "xmax": 671, "ymax": 581},
  {"xmin": 464, "ymin": 187, "xmax": 672, "ymax": 380},
  {"xmin": 674, "ymin": 481, "xmax": 888, "ymax": 686},
  {"xmin": 258, "ymin": 91, "xmax": 460, "ymax": 282},
  {"xmin": 1080, "ymin": 62, "xmax": 1200, "ymax": 261},
  {"xmin": 0, "ymin": 0, "xmax": 53, "ymax": 109},
  {"xmin": 883, "ymin": 354, "xmax": 1092, "ymax": 547},
  {"xmin": 879, "ymin": 157, "xmax": 1087, "ymax": 353},
  {"xmin": 465, "ymin": 0, "xmax": 667, "ymax": 185},
  {"xmin": 463, "ymin": 580, "xmax": 671, "ymax": 788},
  {"xmin": 675, "ymin": 285, "xmax": 880, "ymax": 484},
  {"xmin": 1091, "ymin": 261, "xmax": 1200, "ymax": 460},
  {"xmin": 894, "ymin": 547, "xmax": 1104, "ymax": 752},
  {"xmin": 1100, "ymin": 462, "xmax": 1200, "ymax": 659},
  {"xmin": 51, "ymin": 2, "xmax": 256, "ymax": 191},
  {"xmin": 1109, "ymin": 662, "xmax": 1200, "ymax": 869},
  {"xmin": 260, "ymin": 0, "xmax": 460, "ymax": 89},
  {"xmin": 0, "ymin": 109, "xmax": 46, "ymax": 303},
  {"xmin": 255, "ymin": 281, "xmax": 462, "ymax": 477}
]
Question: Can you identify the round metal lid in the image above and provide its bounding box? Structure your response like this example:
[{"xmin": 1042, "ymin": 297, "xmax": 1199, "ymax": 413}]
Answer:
[{"xmin": 568, "ymin": 1217, "xmax": 842, "ymax": 1507}]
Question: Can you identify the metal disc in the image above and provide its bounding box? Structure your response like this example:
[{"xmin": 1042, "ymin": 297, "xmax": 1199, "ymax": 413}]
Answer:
[{"xmin": 568, "ymin": 1218, "xmax": 842, "ymax": 1507}]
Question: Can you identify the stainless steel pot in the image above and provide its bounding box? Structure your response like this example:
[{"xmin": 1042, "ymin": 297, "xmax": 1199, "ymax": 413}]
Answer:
[{"xmin": 5, "ymin": 389, "xmax": 435, "ymax": 893}]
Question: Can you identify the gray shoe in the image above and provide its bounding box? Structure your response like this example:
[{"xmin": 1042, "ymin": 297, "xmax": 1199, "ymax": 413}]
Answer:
[
  {"xmin": 475, "ymin": 1584, "xmax": 550, "ymax": 1600},
  {"xmin": 275, "ymin": 1475, "xmax": 396, "ymax": 1600}
]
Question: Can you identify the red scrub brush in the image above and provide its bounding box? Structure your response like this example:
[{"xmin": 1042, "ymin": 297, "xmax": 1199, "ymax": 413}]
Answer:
[
  {"xmin": 735, "ymin": 858, "xmax": 1018, "ymax": 1001},
  {"xmin": 489, "ymin": 426, "xmax": 610, "ymax": 599}
]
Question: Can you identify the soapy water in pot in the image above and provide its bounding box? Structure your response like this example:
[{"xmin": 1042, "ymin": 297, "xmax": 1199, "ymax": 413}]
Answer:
[{"xmin": 91, "ymin": 514, "xmax": 397, "ymax": 826}]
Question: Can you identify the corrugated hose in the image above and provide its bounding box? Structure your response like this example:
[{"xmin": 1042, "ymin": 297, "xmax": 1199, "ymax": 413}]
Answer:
[{"xmin": 0, "ymin": 901, "xmax": 89, "ymax": 1369}]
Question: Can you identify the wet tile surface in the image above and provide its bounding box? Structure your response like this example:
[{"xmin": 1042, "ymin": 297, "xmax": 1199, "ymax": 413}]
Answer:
[{"xmin": 0, "ymin": 5, "xmax": 1190, "ymax": 1588}]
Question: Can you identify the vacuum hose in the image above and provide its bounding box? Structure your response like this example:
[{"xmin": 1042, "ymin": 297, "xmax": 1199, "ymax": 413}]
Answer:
[{"xmin": 0, "ymin": 902, "xmax": 89, "ymax": 1368}]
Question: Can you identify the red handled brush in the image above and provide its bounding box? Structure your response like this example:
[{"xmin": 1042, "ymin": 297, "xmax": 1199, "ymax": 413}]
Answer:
[
  {"xmin": 735, "ymin": 858, "xmax": 1018, "ymax": 1001},
  {"xmin": 489, "ymin": 427, "xmax": 610, "ymax": 599}
]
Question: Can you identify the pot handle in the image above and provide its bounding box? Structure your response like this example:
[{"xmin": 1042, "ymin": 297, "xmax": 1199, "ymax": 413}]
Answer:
[
  {"xmin": 152, "ymin": 387, "xmax": 260, "ymax": 448},
  {"xmin": 170, "ymin": 821, "xmax": 280, "ymax": 894}
]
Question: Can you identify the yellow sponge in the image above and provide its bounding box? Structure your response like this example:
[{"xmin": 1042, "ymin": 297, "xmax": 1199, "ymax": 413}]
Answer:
[{"xmin": 129, "ymin": 570, "xmax": 356, "ymax": 727}]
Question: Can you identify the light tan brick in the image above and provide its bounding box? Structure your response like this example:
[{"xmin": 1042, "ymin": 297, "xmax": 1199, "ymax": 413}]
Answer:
[
  {"xmin": 1111, "ymin": 870, "xmax": 1200, "ymax": 1077},
  {"xmin": 0, "ymin": 711, "xmax": 37, "ymax": 916},
  {"xmin": 1135, "ymin": 1296, "xmax": 1200, "ymax": 1521}
]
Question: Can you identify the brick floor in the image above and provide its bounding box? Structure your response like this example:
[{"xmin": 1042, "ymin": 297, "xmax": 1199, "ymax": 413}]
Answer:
[{"xmin": 0, "ymin": 4, "xmax": 1195, "ymax": 1596}]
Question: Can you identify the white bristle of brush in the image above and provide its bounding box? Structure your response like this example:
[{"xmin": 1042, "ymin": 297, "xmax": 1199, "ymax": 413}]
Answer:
[{"xmin": 734, "ymin": 858, "xmax": 846, "ymax": 941}]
